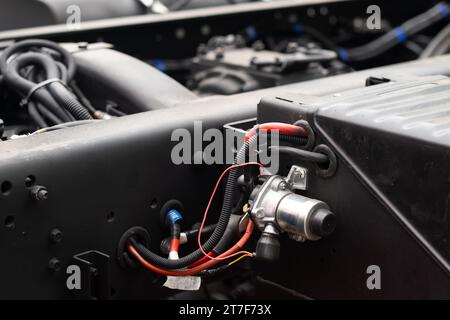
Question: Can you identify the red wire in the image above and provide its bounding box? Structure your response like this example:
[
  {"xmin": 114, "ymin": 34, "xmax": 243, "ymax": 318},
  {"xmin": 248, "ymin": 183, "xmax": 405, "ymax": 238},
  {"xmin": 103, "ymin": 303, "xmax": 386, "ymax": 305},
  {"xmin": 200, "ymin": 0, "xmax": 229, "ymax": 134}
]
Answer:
[
  {"xmin": 128, "ymin": 220, "xmax": 254, "ymax": 276},
  {"xmin": 197, "ymin": 162, "xmax": 263, "ymax": 261},
  {"xmin": 245, "ymin": 122, "xmax": 307, "ymax": 142},
  {"xmin": 169, "ymin": 239, "xmax": 180, "ymax": 253},
  {"xmin": 128, "ymin": 123, "xmax": 306, "ymax": 275},
  {"xmin": 188, "ymin": 252, "xmax": 216, "ymax": 268}
]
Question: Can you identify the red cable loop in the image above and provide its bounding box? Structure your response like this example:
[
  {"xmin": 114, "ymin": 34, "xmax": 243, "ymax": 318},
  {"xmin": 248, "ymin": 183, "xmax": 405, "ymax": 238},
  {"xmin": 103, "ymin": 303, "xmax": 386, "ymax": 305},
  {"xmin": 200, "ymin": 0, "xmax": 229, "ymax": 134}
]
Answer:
[
  {"xmin": 128, "ymin": 220, "xmax": 254, "ymax": 276},
  {"xmin": 245, "ymin": 122, "xmax": 307, "ymax": 142},
  {"xmin": 197, "ymin": 162, "xmax": 262, "ymax": 261}
]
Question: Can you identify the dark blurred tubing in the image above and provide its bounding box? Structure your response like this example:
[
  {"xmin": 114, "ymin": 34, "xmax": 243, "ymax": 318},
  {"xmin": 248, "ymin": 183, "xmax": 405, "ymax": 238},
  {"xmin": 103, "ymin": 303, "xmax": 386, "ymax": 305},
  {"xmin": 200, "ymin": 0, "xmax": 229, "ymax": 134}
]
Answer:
[
  {"xmin": 37, "ymin": 0, "xmax": 145, "ymax": 24},
  {"xmin": 420, "ymin": 23, "xmax": 450, "ymax": 58},
  {"xmin": 338, "ymin": 2, "xmax": 450, "ymax": 62},
  {"xmin": 73, "ymin": 48, "xmax": 197, "ymax": 113}
]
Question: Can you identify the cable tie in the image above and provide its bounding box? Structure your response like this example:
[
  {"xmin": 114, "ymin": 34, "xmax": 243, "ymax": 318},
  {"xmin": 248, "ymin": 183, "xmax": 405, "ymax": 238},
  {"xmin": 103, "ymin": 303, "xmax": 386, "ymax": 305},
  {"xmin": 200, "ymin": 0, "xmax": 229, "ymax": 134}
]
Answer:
[{"xmin": 20, "ymin": 78, "xmax": 65, "ymax": 107}]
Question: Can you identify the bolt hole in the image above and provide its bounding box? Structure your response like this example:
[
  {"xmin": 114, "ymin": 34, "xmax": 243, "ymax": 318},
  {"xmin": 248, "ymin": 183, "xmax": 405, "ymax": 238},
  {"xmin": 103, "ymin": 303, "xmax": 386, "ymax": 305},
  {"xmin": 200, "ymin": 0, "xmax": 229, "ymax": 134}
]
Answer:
[
  {"xmin": 107, "ymin": 211, "xmax": 115, "ymax": 223},
  {"xmin": 5, "ymin": 216, "xmax": 15, "ymax": 229},
  {"xmin": 150, "ymin": 199, "xmax": 158, "ymax": 209},
  {"xmin": 331, "ymin": 248, "xmax": 337, "ymax": 254},
  {"xmin": 1, "ymin": 181, "xmax": 12, "ymax": 195},
  {"xmin": 25, "ymin": 175, "xmax": 36, "ymax": 188}
]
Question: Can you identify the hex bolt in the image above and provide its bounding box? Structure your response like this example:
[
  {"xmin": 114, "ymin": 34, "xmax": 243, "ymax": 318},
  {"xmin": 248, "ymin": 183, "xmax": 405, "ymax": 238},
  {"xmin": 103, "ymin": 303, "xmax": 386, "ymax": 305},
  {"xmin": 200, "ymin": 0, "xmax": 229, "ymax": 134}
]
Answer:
[
  {"xmin": 49, "ymin": 228, "xmax": 63, "ymax": 244},
  {"xmin": 30, "ymin": 185, "xmax": 48, "ymax": 201},
  {"xmin": 254, "ymin": 208, "xmax": 265, "ymax": 219},
  {"xmin": 299, "ymin": 169, "xmax": 305, "ymax": 179},
  {"xmin": 24, "ymin": 176, "xmax": 34, "ymax": 187},
  {"xmin": 77, "ymin": 42, "xmax": 89, "ymax": 50},
  {"xmin": 48, "ymin": 258, "xmax": 61, "ymax": 272}
]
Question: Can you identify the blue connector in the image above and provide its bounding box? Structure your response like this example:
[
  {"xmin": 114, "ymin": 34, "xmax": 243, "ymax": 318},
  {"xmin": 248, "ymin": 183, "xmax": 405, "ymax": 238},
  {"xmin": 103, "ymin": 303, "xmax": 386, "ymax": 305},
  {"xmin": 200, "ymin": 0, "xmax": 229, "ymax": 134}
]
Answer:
[
  {"xmin": 292, "ymin": 23, "xmax": 304, "ymax": 35},
  {"xmin": 337, "ymin": 48, "xmax": 349, "ymax": 62},
  {"xmin": 437, "ymin": 2, "xmax": 450, "ymax": 18},
  {"xmin": 165, "ymin": 209, "xmax": 183, "ymax": 225},
  {"xmin": 153, "ymin": 59, "xmax": 167, "ymax": 72},
  {"xmin": 245, "ymin": 26, "xmax": 258, "ymax": 41},
  {"xmin": 393, "ymin": 27, "xmax": 407, "ymax": 44}
]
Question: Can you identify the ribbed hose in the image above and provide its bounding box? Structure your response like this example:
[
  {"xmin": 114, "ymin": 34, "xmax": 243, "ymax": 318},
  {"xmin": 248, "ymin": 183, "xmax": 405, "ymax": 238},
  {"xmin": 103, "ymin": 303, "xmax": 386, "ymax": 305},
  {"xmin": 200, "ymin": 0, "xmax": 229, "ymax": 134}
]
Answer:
[
  {"xmin": 48, "ymin": 82, "xmax": 92, "ymax": 120},
  {"xmin": 0, "ymin": 39, "xmax": 76, "ymax": 79},
  {"xmin": 133, "ymin": 135, "xmax": 257, "ymax": 269}
]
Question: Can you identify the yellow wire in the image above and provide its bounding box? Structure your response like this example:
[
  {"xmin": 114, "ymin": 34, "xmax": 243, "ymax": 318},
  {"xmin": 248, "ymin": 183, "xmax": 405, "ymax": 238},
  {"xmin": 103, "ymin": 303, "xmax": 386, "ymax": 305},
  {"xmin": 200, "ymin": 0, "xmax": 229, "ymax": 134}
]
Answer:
[
  {"xmin": 227, "ymin": 253, "xmax": 253, "ymax": 266},
  {"xmin": 226, "ymin": 204, "xmax": 253, "ymax": 267}
]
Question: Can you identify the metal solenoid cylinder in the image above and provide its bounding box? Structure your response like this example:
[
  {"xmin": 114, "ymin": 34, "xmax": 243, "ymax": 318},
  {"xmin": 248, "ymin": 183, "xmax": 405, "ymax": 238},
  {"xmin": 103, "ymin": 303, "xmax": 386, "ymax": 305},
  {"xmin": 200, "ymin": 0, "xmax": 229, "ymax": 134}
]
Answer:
[
  {"xmin": 276, "ymin": 193, "xmax": 336, "ymax": 241},
  {"xmin": 249, "ymin": 173, "xmax": 336, "ymax": 260}
]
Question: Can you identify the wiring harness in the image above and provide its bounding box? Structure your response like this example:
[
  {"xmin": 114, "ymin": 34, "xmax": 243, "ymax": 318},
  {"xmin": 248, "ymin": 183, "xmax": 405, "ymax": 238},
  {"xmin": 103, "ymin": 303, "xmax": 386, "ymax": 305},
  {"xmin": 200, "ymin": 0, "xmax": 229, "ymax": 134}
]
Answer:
[
  {"xmin": 126, "ymin": 121, "xmax": 329, "ymax": 277},
  {"xmin": 338, "ymin": 2, "xmax": 450, "ymax": 62}
]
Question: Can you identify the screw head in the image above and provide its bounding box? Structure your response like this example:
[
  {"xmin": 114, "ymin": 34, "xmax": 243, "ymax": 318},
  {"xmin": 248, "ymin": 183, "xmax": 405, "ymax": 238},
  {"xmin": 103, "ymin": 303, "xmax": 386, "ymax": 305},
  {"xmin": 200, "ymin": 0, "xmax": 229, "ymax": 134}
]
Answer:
[
  {"xmin": 30, "ymin": 185, "xmax": 48, "ymax": 201},
  {"xmin": 255, "ymin": 208, "xmax": 265, "ymax": 219},
  {"xmin": 49, "ymin": 228, "xmax": 63, "ymax": 244},
  {"xmin": 48, "ymin": 258, "xmax": 61, "ymax": 272}
]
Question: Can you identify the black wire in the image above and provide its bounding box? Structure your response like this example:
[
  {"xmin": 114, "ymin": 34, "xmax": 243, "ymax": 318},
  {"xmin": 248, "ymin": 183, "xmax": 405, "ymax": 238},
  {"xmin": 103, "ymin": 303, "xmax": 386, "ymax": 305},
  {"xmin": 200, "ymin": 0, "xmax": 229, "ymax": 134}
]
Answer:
[
  {"xmin": 69, "ymin": 80, "xmax": 97, "ymax": 114},
  {"xmin": 270, "ymin": 146, "xmax": 329, "ymax": 163},
  {"xmin": 132, "ymin": 135, "xmax": 257, "ymax": 270},
  {"xmin": 35, "ymin": 102, "xmax": 63, "ymax": 125},
  {"xmin": 341, "ymin": 2, "xmax": 450, "ymax": 62},
  {"xmin": 160, "ymin": 224, "xmax": 217, "ymax": 255},
  {"xmin": 27, "ymin": 102, "xmax": 47, "ymax": 128},
  {"xmin": 106, "ymin": 105, "xmax": 126, "ymax": 117},
  {"xmin": 420, "ymin": 23, "xmax": 450, "ymax": 58}
]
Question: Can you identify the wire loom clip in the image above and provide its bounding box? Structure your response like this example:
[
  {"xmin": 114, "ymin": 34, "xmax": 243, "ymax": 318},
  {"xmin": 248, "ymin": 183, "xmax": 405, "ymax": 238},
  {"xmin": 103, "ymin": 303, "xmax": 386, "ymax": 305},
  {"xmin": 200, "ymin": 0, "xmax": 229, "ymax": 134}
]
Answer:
[{"xmin": 20, "ymin": 78, "xmax": 66, "ymax": 107}]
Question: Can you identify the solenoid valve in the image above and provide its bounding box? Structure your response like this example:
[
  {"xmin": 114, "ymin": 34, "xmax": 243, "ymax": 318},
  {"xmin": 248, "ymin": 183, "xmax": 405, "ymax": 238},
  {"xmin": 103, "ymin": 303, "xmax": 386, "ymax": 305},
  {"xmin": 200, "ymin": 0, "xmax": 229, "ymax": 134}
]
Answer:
[{"xmin": 249, "ymin": 166, "xmax": 336, "ymax": 261}]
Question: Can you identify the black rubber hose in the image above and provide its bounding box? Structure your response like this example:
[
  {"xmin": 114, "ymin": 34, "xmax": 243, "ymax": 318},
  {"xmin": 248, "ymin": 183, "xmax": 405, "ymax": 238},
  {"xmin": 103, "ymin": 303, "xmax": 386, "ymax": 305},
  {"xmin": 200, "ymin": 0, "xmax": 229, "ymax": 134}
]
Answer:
[
  {"xmin": 35, "ymin": 103, "xmax": 62, "ymax": 125},
  {"xmin": 0, "ymin": 39, "xmax": 92, "ymax": 123},
  {"xmin": 270, "ymin": 146, "xmax": 329, "ymax": 163},
  {"xmin": 3, "ymin": 52, "xmax": 91, "ymax": 120},
  {"xmin": 48, "ymin": 82, "xmax": 92, "ymax": 120},
  {"xmin": 170, "ymin": 223, "xmax": 181, "ymax": 240},
  {"xmin": 339, "ymin": 2, "xmax": 450, "ymax": 62},
  {"xmin": 132, "ymin": 135, "xmax": 257, "ymax": 269},
  {"xmin": 420, "ymin": 23, "xmax": 450, "ymax": 58},
  {"xmin": 26, "ymin": 62, "xmax": 73, "ymax": 123},
  {"xmin": 5, "ymin": 53, "xmax": 73, "ymax": 122},
  {"xmin": 28, "ymin": 102, "xmax": 47, "ymax": 128},
  {"xmin": 0, "ymin": 39, "xmax": 76, "ymax": 80},
  {"xmin": 70, "ymin": 81, "xmax": 97, "ymax": 114},
  {"xmin": 160, "ymin": 224, "xmax": 217, "ymax": 255}
]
